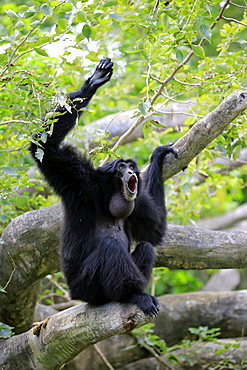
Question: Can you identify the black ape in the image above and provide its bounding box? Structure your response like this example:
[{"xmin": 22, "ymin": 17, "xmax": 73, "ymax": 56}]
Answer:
[{"xmin": 30, "ymin": 58, "xmax": 177, "ymax": 317}]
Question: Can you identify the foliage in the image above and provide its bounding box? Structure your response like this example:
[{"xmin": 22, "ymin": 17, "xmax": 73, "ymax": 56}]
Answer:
[
  {"xmin": 133, "ymin": 324, "xmax": 245, "ymax": 369},
  {"xmin": 152, "ymin": 267, "xmax": 203, "ymax": 296}
]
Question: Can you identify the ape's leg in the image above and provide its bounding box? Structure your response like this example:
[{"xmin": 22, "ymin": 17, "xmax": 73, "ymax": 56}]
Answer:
[
  {"xmin": 66, "ymin": 237, "xmax": 159, "ymax": 316},
  {"xmin": 130, "ymin": 242, "xmax": 159, "ymax": 316},
  {"xmin": 131, "ymin": 241, "xmax": 155, "ymax": 283},
  {"xmin": 98, "ymin": 238, "xmax": 159, "ymax": 317}
]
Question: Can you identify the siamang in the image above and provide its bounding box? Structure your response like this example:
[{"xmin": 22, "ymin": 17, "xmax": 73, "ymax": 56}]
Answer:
[{"xmin": 30, "ymin": 58, "xmax": 177, "ymax": 317}]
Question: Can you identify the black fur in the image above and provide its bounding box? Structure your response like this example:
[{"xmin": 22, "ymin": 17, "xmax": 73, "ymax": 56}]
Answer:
[{"xmin": 29, "ymin": 58, "xmax": 177, "ymax": 317}]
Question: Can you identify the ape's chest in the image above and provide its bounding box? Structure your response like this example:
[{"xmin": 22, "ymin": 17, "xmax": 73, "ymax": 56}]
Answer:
[{"xmin": 94, "ymin": 218, "xmax": 129, "ymax": 247}]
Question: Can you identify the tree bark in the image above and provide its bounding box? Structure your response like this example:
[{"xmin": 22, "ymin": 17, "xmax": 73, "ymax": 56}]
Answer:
[
  {"xmin": 0, "ymin": 302, "xmax": 152, "ymax": 370},
  {"xmin": 0, "ymin": 203, "xmax": 62, "ymax": 333},
  {"xmin": 64, "ymin": 290, "xmax": 247, "ymax": 369}
]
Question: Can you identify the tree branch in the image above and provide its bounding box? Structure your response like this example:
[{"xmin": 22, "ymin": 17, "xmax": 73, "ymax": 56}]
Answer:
[
  {"xmin": 158, "ymin": 91, "xmax": 247, "ymax": 181},
  {"xmin": 157, "ymin": 224, "xmax": 247, "ymax": 269},
  {"xmin": 196, "ymin": 202, "xmax": 247, "ymax": 230},
  {"xmin": 57, "ymin": 291, "xmax": 247, "ymax": 369},
  {"xmin": 0, "ymin": 302, "xmax": 151, "ymax": 370}
]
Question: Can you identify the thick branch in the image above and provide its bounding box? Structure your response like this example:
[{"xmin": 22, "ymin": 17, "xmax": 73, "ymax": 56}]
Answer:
[
  {"xmin": 159, "ymin": 90, "xmax": 247, "ymax": 181},
  {"xmin": 44, "ymin": 291, "xmax": 247, "ymax": 369},
  {"xmin": 0, "ymin": 302, "xmax": 151, "ymax": 370},
  {"xmin": 157, "ymin": 224, "xmax": 247, "ymax": 269},
  {"xmin": 0, "ymin": 203, "xmax": 62, "ymax": 333},
  {"xmin": 2, "ymin": 291, "xmax": 247, "ymax": 369}
]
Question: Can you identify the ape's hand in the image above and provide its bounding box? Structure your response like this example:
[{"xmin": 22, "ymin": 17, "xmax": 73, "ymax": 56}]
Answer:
[{"xmin": 87, "ymin": 58, "xmax": 114, "ymax": 89}]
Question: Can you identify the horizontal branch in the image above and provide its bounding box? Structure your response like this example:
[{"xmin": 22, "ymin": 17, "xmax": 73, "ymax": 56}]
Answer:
[
  {"xmin": 157, "ymin": 224, "xmax": 247, "ymax": 269},
  {"xmin": 35, "ymin": 290, "xmax": 247, "ymax": 369},
  {"xmin": 0, "ymin": 302, "xmax": 151, "ymax": 370}
]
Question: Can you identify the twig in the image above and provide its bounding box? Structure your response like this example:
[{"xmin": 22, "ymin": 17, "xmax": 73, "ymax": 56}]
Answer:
[
  {"xmin": 94, "ymin": 343, "xmax": 115, "ymax": 370},
  {"xmin": 229, "ymin": 1, "xmax": 247, "ymax": 8},
  {"xmin": 173, "ymin": 77, "xmax": 201, "ymax": 86},
  {"xmin": 3, "ymin": 252, "xmax": 16, "ymax": 290},
  {"xmin": 0, "ymin": 147, "xmax": 25, "ymax": 153},
  {"xmin": 0, "ymin": 120, "xmax": 30, "ymax": 126},
  {"xmin": 46, "ymin": 274, "xmax": 69, "ymax": 296},
  {"xmin": 140, "ymin": 342, "xmax": 173, "ymax": 370},
  {"xmin": 221, "ymin": 16, "xmax": 247, "ymax": 26}
]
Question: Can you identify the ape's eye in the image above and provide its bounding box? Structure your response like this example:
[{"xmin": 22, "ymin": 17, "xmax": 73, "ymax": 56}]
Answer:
[
  {"xmin": 129, "ymin": 164, "xmax": 135, "ymax": 171},
  {"xmin": 119, "ymin": 164, "xmax": 125, "ymax": 171}
]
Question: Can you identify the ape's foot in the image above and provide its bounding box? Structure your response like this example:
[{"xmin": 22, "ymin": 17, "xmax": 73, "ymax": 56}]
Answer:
[{"xmin": 128, "ymin": 292, "xmax": 160, "ymax": 317}]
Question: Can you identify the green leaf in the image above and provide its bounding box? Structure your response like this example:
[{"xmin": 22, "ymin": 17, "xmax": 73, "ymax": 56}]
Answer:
[
  {"xmin": 0, "ymin": 323, "xmax": 13, "ymax": 339},
  {"xmin": 149, "ymin": 120, "xmax": 164, "ymax": 128},
  {"xmin": 0, "ymin": 54, "xmax": 8, "ymax": 63},
  {"xmin": 41, "ymin": 5, "xmax": 52, "ymax": 16},
  {"xmin": 191, "ymin": 45, "xmax": 205, "ymax": 58},
  {"xmin": 176, "ymin": 49, "xmax": 184, "ymax": 62},
  {"xmin": 5, "ymin": 9, "xmax": 18, "ymax": 18},
  {"xmin": 142, "ymin": 121, "xmax": 153, "ymax": 138},
  {"xmin": 35, "ymin": 148, "xmax": 44, "ymax": 162},
  {"xmin": 109, "ymin": 13, "xmax": 125, "ymax": 21},
  {"xmin": 56, "ymin": 3, "xmax": 73, "ymax": 13},
  {"xmin": 34, "ymin": 48, "xmax": 49, "ymax": 57},
  {"xmin": 58, "ymin": 18, "xmax": 68, "ymax": 30},
  {"xmin": 41, "ymin": 131, "xmax": 47, "ymax": 143},
  {"xmin": 104, "ymin": 1, "xmax": 118, "ymax": 6},
  {"xmin": 15, "ymin": 195, "xmax": 29, "ymax": 210},
  {"xmin": 0, "ymin": 287, "xmax": 7, "ymax": 293},
  {"xmin": 160, "ymin": 13, "xmax": 168, "ymax": 31},
  {"xmin": 232, "ymin": 145, "xmax": 242, "ymax": 160},
  {"xmin": 199, "ymin": 25, "xmax": 211, "ymax": 42},
  {"xmin": 138, "ymin": 100, "xmax": 151, "ymax": 117},
  {"xmin": 15, "ymin": 21, "xmax": 25, "ymax": 30},
  {"xmin": 82, "ymin": 24, "xmax": 92, "ymax": 40},
  {"xmin": 76, "ymin": 10, "xmax": 87, "ymax": 23}
]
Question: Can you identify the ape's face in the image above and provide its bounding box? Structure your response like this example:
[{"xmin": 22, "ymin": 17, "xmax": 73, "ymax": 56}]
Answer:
[{"xmin": 117, "ymin": 161, "xmax": 138, "ymax": 201}]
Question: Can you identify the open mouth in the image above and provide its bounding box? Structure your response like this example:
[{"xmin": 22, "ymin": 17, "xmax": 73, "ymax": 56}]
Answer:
[{"xmin": 127, "ymin": 175, "xmax": 137, "ymax": 194}]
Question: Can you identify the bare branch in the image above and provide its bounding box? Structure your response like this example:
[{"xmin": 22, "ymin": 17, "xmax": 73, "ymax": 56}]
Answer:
[
  {"xmin": 221, "ymin": 15, "xmax": 247, "ymax": 26},
  {"xmin": 229, "ymin": 1, "xmax": 247, "ymax": 8},
  {"xmin": 0, "ymin": 119, "xmax": 30, "ymax": 126}
]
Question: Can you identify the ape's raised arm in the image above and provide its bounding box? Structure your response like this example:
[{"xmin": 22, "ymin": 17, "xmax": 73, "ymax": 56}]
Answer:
[
  {"xmin": 29, "ymin": 58, "xmax": 113, "ymax": 199},
  {"xmin": 30, "ymin": 58, "xmax": 113, "ymax": 149}
]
